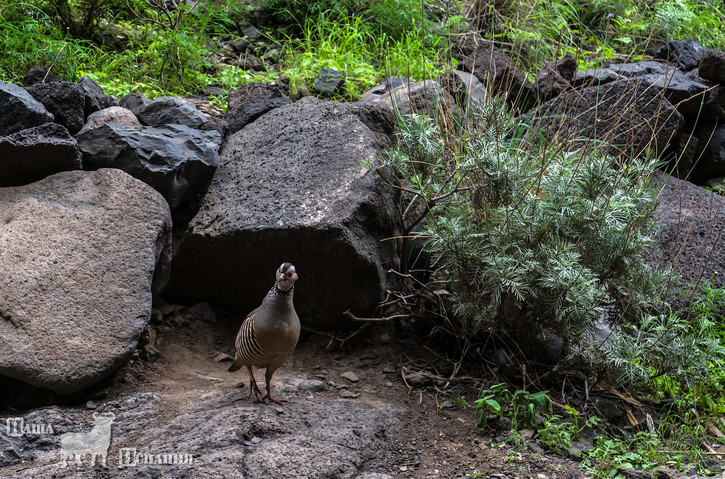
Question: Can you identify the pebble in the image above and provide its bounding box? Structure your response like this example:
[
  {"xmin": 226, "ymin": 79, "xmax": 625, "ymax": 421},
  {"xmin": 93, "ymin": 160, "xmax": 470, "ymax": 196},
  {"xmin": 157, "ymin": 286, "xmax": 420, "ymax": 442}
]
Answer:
[
  {"xmin": 339, "ymin": 389, "xmax": 360, "ymax": 399},
  {"xmin": 382, "ymin": 367, "xmax": 396, "ymax": 374},
  {"xmin": 86, "ymin": 400, "xmax": 97, "ymax": 409},
  {"xmin": 251, "ymin": 437, "xmax": 262, "ymax": 444},
  {"xmin": 341, "ymin": 371, "xmax": 359, "ymax": 382},
  {"xmin": 214, "ymin": 352, "xmax": 233, "ymax": 362}
]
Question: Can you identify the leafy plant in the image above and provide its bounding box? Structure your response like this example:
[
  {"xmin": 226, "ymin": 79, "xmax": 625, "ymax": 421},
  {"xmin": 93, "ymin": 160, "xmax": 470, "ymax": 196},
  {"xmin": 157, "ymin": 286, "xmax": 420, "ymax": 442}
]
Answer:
[{"xmin": 474, "ymin": 383, "xmax": 552, "ymax": 430}]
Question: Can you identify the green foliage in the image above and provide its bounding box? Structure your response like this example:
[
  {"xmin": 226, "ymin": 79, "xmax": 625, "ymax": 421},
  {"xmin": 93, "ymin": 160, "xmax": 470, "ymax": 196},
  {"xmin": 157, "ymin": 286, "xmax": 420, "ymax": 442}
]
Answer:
[
  {"xmin": 280, "ymin": 10, "xmax": 442, "ymax": 100},
  {"xmin": 474, "ymin": 383, "xmax": 552, "ymax": 430},
  {"xmin": 579, "ymin": 433, "xmax": 663, "ymax": 478},
  {"xmin": 376, "ymin": 97, "xmax": 666, "ymax": 351},
  {"xmin": 537, "ymin": 415, "xmax": 577, "ymax": 454}
]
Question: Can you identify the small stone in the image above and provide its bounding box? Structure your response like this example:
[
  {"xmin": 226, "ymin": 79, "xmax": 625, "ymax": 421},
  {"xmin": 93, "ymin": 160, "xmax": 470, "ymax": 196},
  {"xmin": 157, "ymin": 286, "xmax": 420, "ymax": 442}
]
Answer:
[
  {"xmin": 86, "ymin": 400, "xmax": 97, "ymax": 409},
  {"xmin": 519, "ymin": 429, "xmax": 535, "ymax": 439},
  {"xmin": 235, "ymin": 381, "xmax": 246, "ymax": 388},
  {"xmin": 251, "ymin": 437, "xmax": 262, "ymax": 444},
  {"xmin": 340, "ymin": 371, "xmax": 359, "ymax": 382},
  {"xmin": 382, "ymin": 367, "xmax": 395, "ymax": 374},
  {"xmin": 273, "ymin": 407, "xmax": 284, "ymax": 415},
  {"xmin": 456, "ymin": 417, "xmax": 466, "ymax": 424},
  {"xmin": 188, "ymin": 302, "xmax": 217, "ymax": 323},
  {"xmin": 339, "ymin": 389, "xmax": 360, "ymax": 399},
  {"xmin": 243, "ymin": 440, "xmax": 254, "ymax": 446},
  {"xmin": 214, "ymin": 353, "xmax": 233, "ymax": 362},
  {"xmin": 399, "ymin": 466, "xmax": 408, "ymax": 472},
  {"xmin": 439, "ymin": 400, "xmax": 454, "ymax": 409}
]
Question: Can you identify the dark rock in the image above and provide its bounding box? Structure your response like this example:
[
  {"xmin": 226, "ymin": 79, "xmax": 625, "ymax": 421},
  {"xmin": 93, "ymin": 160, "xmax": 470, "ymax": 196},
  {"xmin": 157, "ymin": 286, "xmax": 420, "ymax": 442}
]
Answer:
[
  {"xmin": 652, "ymin": 172, "xmax": 725, "ymax": 305},
  {"xmin": 314, "ymin": 67, "xmax": 345, "ymax": 97},
  {"xmin": 692, "ymin": 122, "xmax": 725, "ymax": 180},
  {"xmin": 638, "ymin": 69, "xmax": 709, "ymax": 117},
  {"xmin": 536, "ymin": 52, "xmax": 577, "ymax": 101},
  {"xmin": 187, "ymin": 302, "xmax": 217, "ymax": 323},
  {"xmin": 136, "ymin": 96, "xmax": 208, "ymax": 128},
  {"xmin": 225, "ymin": 82, "xmax": 292, "ymax": 134},
  {"xmin": 230, "ymin": 37, "xmax": 251, "ymax": 53},
  {"xmin": 119, "ymin": 92, "xmax": 150, "ymax": 116},
  {"xmin": 698, "ymin": 49, "xmax": 725, "ymax": 83},
  {"xmin": 532, "ymin": 80, "xmax": 684, "ymax": 160},
  {"xmin": 0, "ymin": 170, "xmax": 171, "ymax": 394},
  {"xmin": 621, "ymin": 469, "xmax": 652, "ymax": 479},
  {"xmin": 22, "ymin": 66, "xmax": 61, "ymax": 86},
  {"xmin": 702, "ymin": 84, "xmax": 725, "ymax": 120},
  {"xmin": 0, "ymin": 81, "xmax": 54, "ymax": 136},
  {"xmin": 78, "ymin": 75, "xmax": 118, "ymax": 117},
  {"xmin": 167, "ymin": 97, "xmax": 401, "ymax": 328},
  {"xmin": 203, "ymin": 86, "xmax": 226, "ymax": 97},
  {"xmin": 239, "ymin": 19, "xmax": 262, "ymax": 40},
  {"xmin": 77, "ymin": 106, "xmax": 141, "ymax": 135},
  {"xmin": 458, "ymin": 41, "xmax": 537, "ymax": 111},
  {"xmin": 655, "ymin": 39, "xmax": 706, "ymax": 71},
  {"xmin": 26, "ymin": 81, "xmax": 85, "ymax": 134},
  {"xmin": 566, "ymin": 441, "xmax": 592, "ymax": 462},
  {"xmin": 0, "ymin": 123, "xmax": 82, "ymax": 187},
  {"xmin": 76, "ymin": 123, "xmax": 221, "ymax": 211},
  {"xmin": 573, "ymin": 68, "xmax": 620, "ymax": 87}
]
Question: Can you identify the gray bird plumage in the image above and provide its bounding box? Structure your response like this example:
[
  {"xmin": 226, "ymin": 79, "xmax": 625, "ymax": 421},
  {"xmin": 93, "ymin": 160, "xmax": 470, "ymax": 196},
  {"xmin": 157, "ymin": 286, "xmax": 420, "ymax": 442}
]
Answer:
[{"xmin": 228, "ymin": 262, "xmax": 300, "ymax": 403}]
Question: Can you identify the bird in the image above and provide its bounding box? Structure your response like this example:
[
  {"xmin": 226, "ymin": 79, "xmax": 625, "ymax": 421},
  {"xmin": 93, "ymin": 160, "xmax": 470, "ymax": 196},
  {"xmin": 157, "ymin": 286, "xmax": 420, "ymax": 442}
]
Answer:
[{"xmin": 228, "ymin": 262, "xmax": 300, "ymax": 404}]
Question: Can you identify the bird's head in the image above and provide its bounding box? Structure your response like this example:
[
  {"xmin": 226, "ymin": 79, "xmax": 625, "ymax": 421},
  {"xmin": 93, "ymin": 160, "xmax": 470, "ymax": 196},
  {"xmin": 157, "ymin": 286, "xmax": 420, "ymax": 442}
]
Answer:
[{"xmin": 275, "ymin": 262, "xmax": 298, "ymax": 292}]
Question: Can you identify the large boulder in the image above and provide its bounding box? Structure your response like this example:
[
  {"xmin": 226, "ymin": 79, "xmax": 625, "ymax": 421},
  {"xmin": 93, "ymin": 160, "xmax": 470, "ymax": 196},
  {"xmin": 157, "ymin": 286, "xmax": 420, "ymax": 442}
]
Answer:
[
  {"xmin": 26, "ymin": 82, "xmax": 85, "ymax": 135},
  {"xmin": 536, "ymin": 53, "xmax": 577, "ymax": 101},
  {"xmin": 76, "ymin": 123, "xmax": 222, "ymax": 211},
  {"xmin": 654, "ymin": 39, "xmax": 706, "ymax": 71},
  {"xmin": 531, "ymin": 79, "xmax": 684, "ymax": 160},
  {"xmin": 136, "ymin": 96, "xmax": 208, "ymax": 128},
  {"xmin": 78, "ymin": 75, "xmax": 118, "ymax": 117},
  {"xmin": 652, "ymin": 172, "xmax": 725, "ymax": 305},
  {"xmin": 0, "ymin": 123, "xmax": 82, "ymax": 187},
  {"xmin": 369, "ymin": 79, "xmax": 457, "ymax": 116},
  {"xmin": 0, "ymin": 169, "xmax": 172, "ymax": 394},
  {"xmin": 0, "ymin": 81, "xmax": 54, "ymax": 136},
  {"xmin": 692, "ymin": 122, "xmax": 725, "ymax": 180},
  {"xmin": 458, "ymin": 41, "xmax": 537, "ymax": 111},
  {"xmin": 225, "ymin": 82, "xmax": 293, "ymax": 134},
  {"xmin": 77, "ymin": 105, "xmax": 141, "ymax": 135},
  {"xmin": 698, "ymin": 49, "xmax": 725, "ymax": 84},
  {"xmin": 167, "ymin": 97, "xmax": 401, "ymax": 328},
  {"xmin": 0, "ymin": 388, "xmax": 399, "ymax": 477}
]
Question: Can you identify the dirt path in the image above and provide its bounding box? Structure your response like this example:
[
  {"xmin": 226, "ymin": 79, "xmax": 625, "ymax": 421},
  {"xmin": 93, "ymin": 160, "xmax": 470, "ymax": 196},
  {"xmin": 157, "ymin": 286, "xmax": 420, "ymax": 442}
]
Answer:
[{"xmin": 1, "ymin": 310, "xmax": 584, "ymax": 478}]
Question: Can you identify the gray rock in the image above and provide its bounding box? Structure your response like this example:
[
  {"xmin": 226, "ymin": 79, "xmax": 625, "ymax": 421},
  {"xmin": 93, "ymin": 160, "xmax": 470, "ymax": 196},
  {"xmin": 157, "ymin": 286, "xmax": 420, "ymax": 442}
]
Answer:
[
  {"xmin": 536, "ymin": 52, "xmax": 577, "ymax": 101},
  {"xmin": 76, "ymin": 123, "xmax": 222, "ymax": 210},
  {"xmin": 225, "ymin": 82, "xmax": 293, "ymax": 134},
  {"xmin": 608, "ymin": 60, "xmax": 671, "ymax": 78},
  {"xmin": 439, "ymin": 70, "xmax": 488, "ymax": 111},
  {"xmin": 360, "ymin": 77, "xmax": 411, "ymax": 102},
  {"xmin": 0, "ymin": 389, "xmax": 400, "ymax": 478},
  {"xmin": 655, "ymin": 39, "xmax": 706, "ymax": 71},
  {"xmin": 699, "ymin": 49, "xmax": 725, "ymax": 83},
  {"xmin": 167, "ymin": 97, "xmax": 401, "ymax": 328},
  {"xmin": 371, "ymin": 79, "xmax": 457, "ymax": 116},
  {"xmin": 531, "ymin": 79, "xmax": 684, "ymax": 160},
  {"xmin": 573, "ymin": 68, "xmax": 620, "ymax": 87},
  {"xmin": 637, "ymin": 69, "xmax": 709, "ymax": 117},
  {"xmin": 22, "ymin": 66, "xmax": 61, "ymax": 86},
  {"xmin": 314, "ymin": 67, "xmax": 345, "ymax": 97},
  {"xmin": 77, "ymin": 106, "xmax": 141, "ymax": 135},
  {"xmin": 458, "ymin": 41, "xmax": 537, "ymax": 111},
  {"xmin": 239, "ymin": 19, "xmax": 262, "ymax": 40},
  {"xmin": 356, "ymin": 474, "xmax": 394, "ymax": 479},
  {"xmin": 0, "ymin": 169, "xmax": 172, "ymax": 394},
  {"xmin": 0, "ymin": 81, "xmax": 54, "ymax": 136},
  {"xmin": 652, "ymin": 172, "xmax": 725, "ymax": 305},
  {"xmin": 26, "ymin": 82, "xmax": 85, "ymax": 135},
  {"xmin": 78, "ymin": 75, "xmax": 118, "ymax": 117},
  {"xmin": 341, "ymin": 371, "xmax": 360, "ymax": 382},
  {"xmin": 136, "ymin": 96, "xmax": 208, "ymax": 128},
  {"xmin": 0, "ymin": 123, "xmax": 82, "ymax": 187}
]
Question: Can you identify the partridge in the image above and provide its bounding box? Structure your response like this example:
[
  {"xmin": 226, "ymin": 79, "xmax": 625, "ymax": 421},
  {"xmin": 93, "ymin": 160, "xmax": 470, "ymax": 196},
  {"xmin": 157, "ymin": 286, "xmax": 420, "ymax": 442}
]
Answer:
[{"xmin": 228, "ymin": 262, "xmax": 301, "ymax": 403}]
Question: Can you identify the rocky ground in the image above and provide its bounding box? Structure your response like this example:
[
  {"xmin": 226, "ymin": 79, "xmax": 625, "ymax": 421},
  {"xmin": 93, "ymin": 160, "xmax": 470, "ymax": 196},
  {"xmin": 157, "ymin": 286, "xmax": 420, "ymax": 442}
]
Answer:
[{"xmin": 0, "ymin": 308, "xmax": 585, "ymax": 479}]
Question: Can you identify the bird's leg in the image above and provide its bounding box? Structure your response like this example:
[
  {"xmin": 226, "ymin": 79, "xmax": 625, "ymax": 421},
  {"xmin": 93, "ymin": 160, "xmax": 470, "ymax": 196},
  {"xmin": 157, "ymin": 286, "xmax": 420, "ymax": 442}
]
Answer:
[
  {"xmin": 262, "ymin": 370, "xmax": 286, "ymax": 404},
  {"xmin": 247, "ymin": 366, "xmax": 263, "ymax": 401}
]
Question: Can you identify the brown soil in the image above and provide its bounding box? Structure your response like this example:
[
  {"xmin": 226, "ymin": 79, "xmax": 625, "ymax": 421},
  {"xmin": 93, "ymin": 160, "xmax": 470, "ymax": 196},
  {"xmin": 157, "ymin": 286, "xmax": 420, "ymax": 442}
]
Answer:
[{"xmin": 106, "ymin": 311, "xmax": 585, "ymax": 479}]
